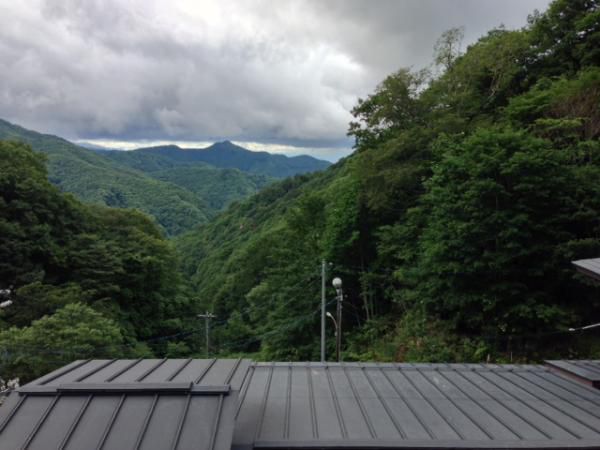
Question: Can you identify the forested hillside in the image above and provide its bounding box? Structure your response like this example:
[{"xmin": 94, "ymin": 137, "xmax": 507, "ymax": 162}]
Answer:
[
  {"xmin": 0, "ymin": 120, "xmax": 323, "ymax": 236},
  {"xmin": 0, "ymin": 119, "xmax": 214, "ymax": 235},
  {"xmin": 0, "ymin": 141, "xmax": 201, "ymax": 380},
  {"xmin": 177, "ymin": 0, "xmax": 600, "ymax": 362},
  {"xmin": 99, "ymin": 149, "xmax": 273, "ymax": 211}
]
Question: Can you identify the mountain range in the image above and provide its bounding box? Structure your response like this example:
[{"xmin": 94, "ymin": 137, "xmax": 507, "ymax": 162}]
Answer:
[
  {"xmin": 102, "ymin": 141, "xmax": 331, "ymax": 178},
  {"xmin": 0, "ymin": 118, "xmax": 330, "ymax": 235}
]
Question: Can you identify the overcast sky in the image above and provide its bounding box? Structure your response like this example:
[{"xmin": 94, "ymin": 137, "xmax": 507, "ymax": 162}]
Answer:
[{"xmin": 0, "ymin": 0, "xmax": 551, "ymax": 161}]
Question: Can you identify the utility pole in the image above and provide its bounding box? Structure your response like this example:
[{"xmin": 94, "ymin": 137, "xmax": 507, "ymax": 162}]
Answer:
[
  {"xmin": 332, "ymin": 277, "xmax": 343, "ymax": 362},
  {"xmin": 321, "ymin": 260, "xmax": 326, "ymax": 362},
  {"xmin": 198, "ymin": 311, "xmax": 216, "ymax": 357}
]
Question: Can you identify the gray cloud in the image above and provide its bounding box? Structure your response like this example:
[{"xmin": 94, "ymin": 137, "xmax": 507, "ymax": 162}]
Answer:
[{"xmin": 0, "ymin": 0, "xmax": 550, "ymax": 157}]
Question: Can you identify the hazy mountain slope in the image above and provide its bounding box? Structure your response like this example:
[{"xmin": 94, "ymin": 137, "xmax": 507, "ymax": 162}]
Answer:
[
  {"xmin": 151, "ymin": 166, "xmax": 272, "ymax": 211},
  {"xmin": 97, "ymin": 147, "xmax": 275, "ymax": 211},
  {"xmin": 130, "ymin": 141, "xmax": 331, "ymax": 177},
  {"xmin": 0, "ymin": 118, "xmax": 210, "ymax": 235}
]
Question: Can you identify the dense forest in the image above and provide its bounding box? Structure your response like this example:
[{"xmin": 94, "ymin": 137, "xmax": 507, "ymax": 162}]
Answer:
[
  {"xmin": 175, "ymin": 0, "xmax": 600, "ymax": 362},
  {"xmin": 1, "ymin": 0, "xmax": 600, "ymax": 382},
  {"xmin": 0, "ymin": 141, "xmax": 198, "ymax": 379}
]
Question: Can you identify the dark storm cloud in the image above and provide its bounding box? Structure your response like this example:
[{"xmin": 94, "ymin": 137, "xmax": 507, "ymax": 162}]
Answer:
[{"xmin": 0, "ymin": 0, "xmax": 550, "ymax": 155}]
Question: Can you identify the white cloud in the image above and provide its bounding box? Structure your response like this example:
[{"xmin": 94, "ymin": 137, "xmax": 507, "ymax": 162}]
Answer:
[{"xmin": 0, "ymin": 0, "xmax": 551, "ymax": 160}]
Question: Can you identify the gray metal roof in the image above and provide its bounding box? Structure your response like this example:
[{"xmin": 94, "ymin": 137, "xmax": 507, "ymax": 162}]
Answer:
[
  {"xmin": 546, "ymin": 360, "xmax": 600, "ymax": 389},
  {"xmin": 0, "ymin": 358, "xmax": 252, "ymax": 450},
  {"xmin": 233, "ymin": 362, "xmax": 600, "ymax": 450},
  {"xmin": 573, "ymin": 258, "xmax": 600, "ymax": 281},
  {"xmin": 4, "ymin": 360, "xmax": 600, "ymax": 450}
]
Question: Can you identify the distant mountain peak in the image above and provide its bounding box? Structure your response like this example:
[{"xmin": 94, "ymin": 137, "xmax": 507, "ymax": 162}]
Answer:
[{"xmin": 133, "ymin": 140, "xmax": 330, "ymax": 178}]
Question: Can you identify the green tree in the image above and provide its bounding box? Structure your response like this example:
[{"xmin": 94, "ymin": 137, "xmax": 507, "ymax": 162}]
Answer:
[
  {"xmin": 0, "ymin": 303, "xmax": 124, "ymax": 381},
  {"xmin": 398, "ymin": 129, "xmax": 600, "ymax": 337}
]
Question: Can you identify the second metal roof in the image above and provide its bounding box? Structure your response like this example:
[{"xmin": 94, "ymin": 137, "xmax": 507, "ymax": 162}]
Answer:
[{"xmin": 233, "ymin": 362, "xmax": 600, "ymax": 449}]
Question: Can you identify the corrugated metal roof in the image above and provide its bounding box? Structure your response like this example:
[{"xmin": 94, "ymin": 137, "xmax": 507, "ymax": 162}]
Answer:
[
  {"xmin": 0, "ymin": 358, "xmax": 252, "ymax": 450},
  {"xmin": 546, "ymin": 360, "xmax": 600, "ymax": 389},
  {"xmin": 233, "ymin": 362, "xmax": 600, "ymax": 449},
  {"xmin": 573, "ymin": 258, "xmax": 600, "ymax": 281}
]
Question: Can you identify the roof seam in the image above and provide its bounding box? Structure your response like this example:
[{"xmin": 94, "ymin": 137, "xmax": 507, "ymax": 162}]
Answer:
[
  {"xmin": 170, "ymin": 393, "xmax": 192, "ymax": 450},
  {"xmin": 325, "ymin": 364, "xmax": 348, "ymax": 439},
  {"xmin": 104, "ymin": 358, "xmax": 143, "ymax": 382},
  {"xmin": 496, "ymin": 371, "xmax": 600, "ymax": 435},
  {"xmin": 456, "ymin": 370, "xmax": 553, "ymax": 440},
  {"xmin": 133, "ymin": 393, "xmax": 159, "ymax": 449},
  {"xmin": 0, "ymin": 393, "xmax": 26, "ymax": 433},
  {"xmin": 136, "ymin": 358, "xmax": 168, "ymax": 382},
  {"xmin": 284, "ymin": 364, "xmax": 292, "ymax": 440},
  {"xmin": 57, "ymin": 393, "xmax": 93, "ymax": 450},
  {"xmin": 342, "ymin": 364, "xmax": 376, "ymax": 439},
  {"xmin": 535, "ymin": 371, "xmax": 600, "ymax": 406},
  {"xmin": 517, "ymin": 370, "xmax": 600, "ymax": 414},
  {"xmin": 479, "ymin": 371, "xmax": 581, "ymax": 439},
  {"xmin": 306, "ymin": 364, "xmax": 318, "ymax": 439},
  {"xmin": 235, "ymin": 365, "xmax": 255, "ymax": 420},
  {"xmin": 38, "ymin": 359, "xmax": 91, "ymax": 386},
  {"xmin": 19, "ymin": 394, "xmax": 60, "ymax": 450},
  {"xmin": 434, "ymin": 369, "xmax": 522, "ymax": 440},
  {"xmin": 195, "ymin": 358, "xmax": 218, "ymax": 384},
  {"xmin": 75, "ymin": 359, "xmax": 117, "ymax": 382},
  {"xmin": 576, "ymin": 361, "xmax": 600, "ymax": 377},
  {"xmin": 167, "ymin": 358, "xmax": 194, "ymax": 382},
  {"xmin": 208, "ymin": 394, "xmax": 225, "ymax": 450},
  {"xmin": 95, "ymin": 393, "xmax": 125, "ymax": 450},
  {"xmin": 254, "ymin": 362, "xmax": 274, "ymax": 442},
  {"xmin": 225, "ymin": 358, "xmax": 244, "ymax": 385},
  {"xmin": 361, "ymin": 364, "xmax": 407, "ymax": 439},
  {"xmin": 399, "ymin": 366, "xmax": 464, "ymax": 439},
  {"xmin": 420, "ymin": 369, "xmax": 495, "ymax": 440},
  {"xmin": 378, "ymin": 364, "xmax": 435, "ymax": 440}
]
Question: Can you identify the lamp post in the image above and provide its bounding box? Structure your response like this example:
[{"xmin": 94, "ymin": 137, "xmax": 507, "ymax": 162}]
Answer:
[
  {"xmin": 321, "ymin": 260, "xmax": 326, "ymax": 363},
  {"xmin": 332, "ymin": 277, "xmax": 343, "ymax": 362},
  {"xmin": 198, "ymin": 311, "xmax": 216, "ymax": 357}
]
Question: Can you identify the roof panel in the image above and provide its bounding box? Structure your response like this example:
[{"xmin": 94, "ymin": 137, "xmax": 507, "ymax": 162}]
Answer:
[
  {"xmin": 259, "ymin": 365, "xmax": 288, "ymax": 441},
  {"xmin": 573, "ymin": 258, "xmax": 600, "ymax": 281},
  {"xmin": 310, "ymin": 366, "xmax": 344, "ymax": 439},
  {"xmin": 99, "ymin": 395, "xmax": 155, "ymax": 450},
  {"xmin": 287, "ymin": 366, "xmax": 316, "ymax": 441},
  {"xmin": 138, "ymin": 395, "xmax": 186, "ymax": 450},
  {"xmin": 0, "ymin": 359, "xmax": 251, "ymax": 450},
  {"xmin": 174, "ymin": 394, "xmax": 234, "ymax": 450},
  {"xmin": 63, "ymin": 395, "xmax": 121, "ymax": 450},
  {"xmin": 80, "ymin": 359, "xmax": 139, "ymax": 383},
  {"xmin": 0, "ymin": 396, "xmax": 53, "ymax": 449},
  {"xmin": 546, "ymin": 360, "xmax": 600, "ymax": 388},
  {"xmin": 5, "ymin": 359, "xmax": 600, "ymax": 450},
  {"xmin": 234, "ymin": 362, "xmax": 600, "ymax": 449},
  {"xmin": 27, "ymin": 396, "xmax": 87, "ymax": 450},
  {"xmin": 141, "ymin": 359, "xmax": 189, "ymax": 382},
  {"xmin": 170, "ymin": 358, "xmax": 215, "ymax": 384}
]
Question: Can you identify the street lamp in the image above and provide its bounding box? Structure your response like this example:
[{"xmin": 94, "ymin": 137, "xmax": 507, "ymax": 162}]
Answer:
[
  {"xmin": 332, "ymin": 277, "xmax": 343, "ymax": 362},
  {"xmin": 0, "ymin": 287, "xmax": 13, "ymax": 309},
  {"xmin": 326, "ymin": 311, "xmax": 338, "ymax": 335}
]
